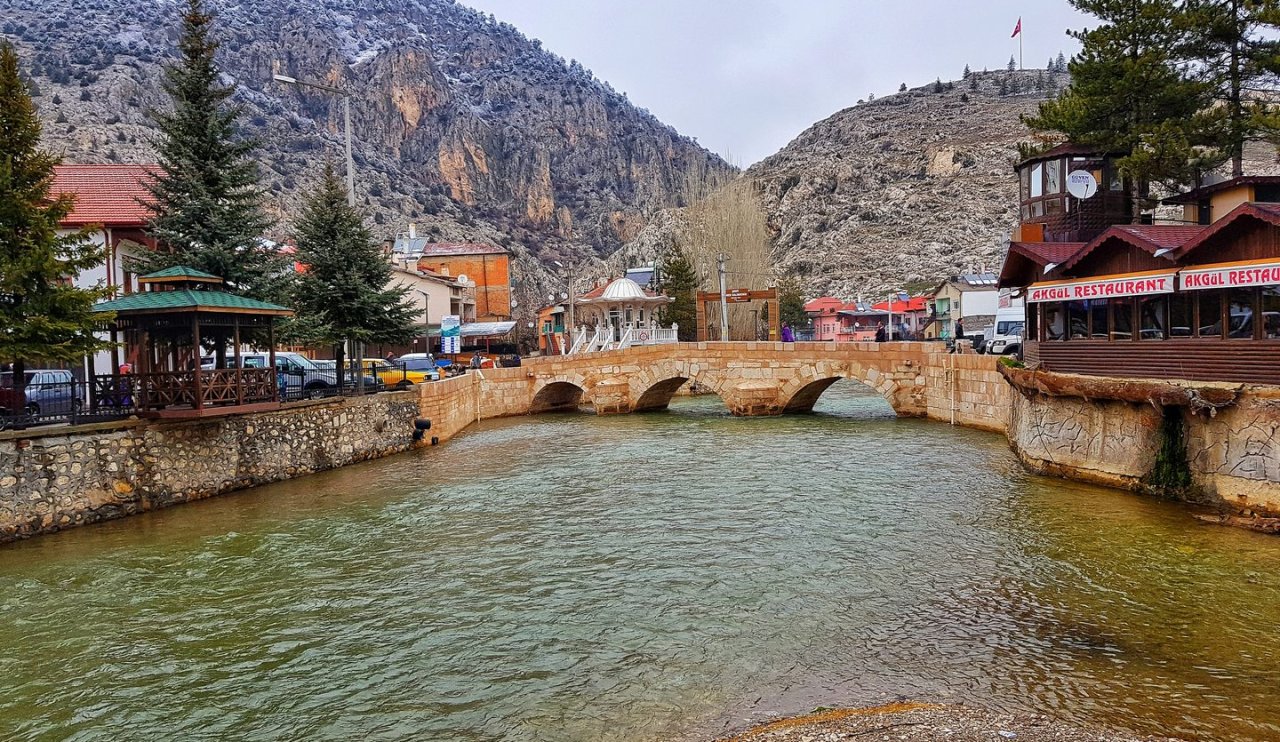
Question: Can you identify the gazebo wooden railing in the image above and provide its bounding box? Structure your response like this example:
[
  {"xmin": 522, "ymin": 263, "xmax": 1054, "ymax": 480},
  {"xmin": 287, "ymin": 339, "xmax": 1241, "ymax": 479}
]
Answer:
[{"xmin": 90, "ymin": 369, "xmax": 278, "ymax": 415}]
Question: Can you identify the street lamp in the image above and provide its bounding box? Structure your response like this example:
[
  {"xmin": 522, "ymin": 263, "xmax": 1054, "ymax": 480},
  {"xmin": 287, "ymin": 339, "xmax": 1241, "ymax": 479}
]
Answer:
[
  {"xmin": 418, "ymin": 290, "xmax": 430, "ymax": 354},
  {"xmin": 552, "ymin": 260, "xmax": 576, "ymax": 336},
  {"xmin": 273, "ymin": 73, "xmax": 355, "ymax": 207}
]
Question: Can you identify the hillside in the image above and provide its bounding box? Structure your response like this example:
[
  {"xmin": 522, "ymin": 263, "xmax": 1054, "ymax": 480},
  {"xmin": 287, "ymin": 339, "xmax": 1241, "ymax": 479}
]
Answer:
[
  {"xmin": 0, "ymin": 0, "xmax": 730, "ymax": 315},
  {"xmin": 746, "ymin": 70, "xmax": 1069, "ymax": 299}
]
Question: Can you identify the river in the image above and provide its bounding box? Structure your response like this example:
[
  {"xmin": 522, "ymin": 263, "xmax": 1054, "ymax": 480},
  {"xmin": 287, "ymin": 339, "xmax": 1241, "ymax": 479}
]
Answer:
[{"xmin": 1, "ymin": 383, "xmax": 1278, "ymax": 741}]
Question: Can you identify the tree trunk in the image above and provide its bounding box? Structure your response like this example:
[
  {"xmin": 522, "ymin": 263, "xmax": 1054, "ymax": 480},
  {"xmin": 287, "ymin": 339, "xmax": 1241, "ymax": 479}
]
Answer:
[
  {"xmin": 335, "ymin": 343, "xmax": 346, "ymax": 392},
  {"xmin": 1230, "ymin": 0, "xmax": 1244, "ymax": 177}
]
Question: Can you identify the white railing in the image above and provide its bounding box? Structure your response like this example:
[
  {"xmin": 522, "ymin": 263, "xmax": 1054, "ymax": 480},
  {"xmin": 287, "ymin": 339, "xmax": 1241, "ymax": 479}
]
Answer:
[
  {"xmin": 568, "ymin": 327, "xmax": 590, "ymax": 355},
  {"xmin": 565, "ymin": 324, "xmax": 679, "ymax": 353},
  {"xmin": 616, "ymin": 327, "xmax": 635, "ymax": 350}
]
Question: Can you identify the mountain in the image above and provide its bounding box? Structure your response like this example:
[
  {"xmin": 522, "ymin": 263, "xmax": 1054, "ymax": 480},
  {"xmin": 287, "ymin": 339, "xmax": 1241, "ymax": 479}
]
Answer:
[
  {"xmin": 745, "ymin": 70, "xmax": 1069, "ymax": 299},
  {"xmin": 0, "ymin": 0, "xmax": 730, "ymax": 314}
]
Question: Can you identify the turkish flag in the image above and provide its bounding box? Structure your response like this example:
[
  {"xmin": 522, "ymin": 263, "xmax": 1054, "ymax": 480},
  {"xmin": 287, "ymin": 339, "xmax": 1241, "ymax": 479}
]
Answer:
[{"xmin": 1011, "ymin": 17, "xmax": 1022, "ymax": 37}]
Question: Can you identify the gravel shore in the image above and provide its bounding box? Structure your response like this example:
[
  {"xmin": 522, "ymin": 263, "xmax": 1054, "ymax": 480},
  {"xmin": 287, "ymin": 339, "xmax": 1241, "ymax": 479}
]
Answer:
[{"xmin": 710, "ymin": 703, "xmax": 1179, "ymax": 742}]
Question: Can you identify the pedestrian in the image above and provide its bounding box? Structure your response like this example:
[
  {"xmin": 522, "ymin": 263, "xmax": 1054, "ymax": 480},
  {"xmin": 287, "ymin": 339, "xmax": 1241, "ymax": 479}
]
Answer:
[
  {"xmin": 384, "ymin": 351, "xmax": 396, "ymax": 363},
  {"xmin": 469, "ymin": 351, "xmax": 483, "ymax": 370},
  {"xmin": 875, "ymin": 323, "xmax": 886, "ymax": 343},
  {"xmin": 954, "ymin": 318, "xmax": 965, "ymax": 340},
  {"xmin": 781, "ymin": 323, "xmax": 795, "ymax": 343}
]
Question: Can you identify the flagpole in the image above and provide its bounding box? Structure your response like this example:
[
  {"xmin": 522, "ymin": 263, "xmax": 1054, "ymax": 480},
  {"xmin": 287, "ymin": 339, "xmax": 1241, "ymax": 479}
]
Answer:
[{"xmin": 1019, "ymin": 25, "xmax": 1024, "ymax": 70}]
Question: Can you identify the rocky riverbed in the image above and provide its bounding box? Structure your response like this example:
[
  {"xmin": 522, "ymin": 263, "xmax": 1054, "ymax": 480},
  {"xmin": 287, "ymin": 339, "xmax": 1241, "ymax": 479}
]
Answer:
[{"xmin": 711, "ymin": 703, "xmax": 1179, "ymax": 742}]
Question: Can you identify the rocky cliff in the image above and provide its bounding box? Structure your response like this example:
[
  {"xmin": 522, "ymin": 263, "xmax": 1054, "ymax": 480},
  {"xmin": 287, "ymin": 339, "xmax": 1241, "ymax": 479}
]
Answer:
[
  {"xmin": 0, "ymin": 0, "xmax": 729, "ymax": 279},
  {"xmin": 746, "ymin": 70, "xmax": 1068, "ymax": 299}
]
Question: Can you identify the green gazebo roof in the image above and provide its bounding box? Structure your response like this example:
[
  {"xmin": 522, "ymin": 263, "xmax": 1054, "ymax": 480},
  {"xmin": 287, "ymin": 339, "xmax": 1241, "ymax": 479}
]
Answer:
[
  {"xmin": 138, "ymin": 265, "xmax": 224, "ymax": 284},
  {"xmin": 94, "ymin": 289, "xmax": 292, "ymax": 316}
]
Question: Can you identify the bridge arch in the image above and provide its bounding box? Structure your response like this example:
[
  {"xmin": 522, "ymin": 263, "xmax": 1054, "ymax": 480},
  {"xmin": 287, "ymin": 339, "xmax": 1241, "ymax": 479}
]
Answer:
[
  {"xmin": 776, "ymin": 361, "xmax": 901, "ymax": 414},
  {"xmin": 529, "ymin": 380, "xmax": 589, "ymax": 414}
]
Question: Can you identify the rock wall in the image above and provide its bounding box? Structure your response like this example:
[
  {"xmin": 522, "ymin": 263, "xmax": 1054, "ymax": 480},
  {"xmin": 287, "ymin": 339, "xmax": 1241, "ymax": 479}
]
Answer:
[
  {"xmin": 1004, "ymin": 369, "xmax": 1280, "ymax": 517},
  {"xmin": 0, "ymin": 393, "xmax": 421, "ymax": 543},
  {"xmin": 921, "ymin": 351, "xmax": 1010, "ymax": 433}
]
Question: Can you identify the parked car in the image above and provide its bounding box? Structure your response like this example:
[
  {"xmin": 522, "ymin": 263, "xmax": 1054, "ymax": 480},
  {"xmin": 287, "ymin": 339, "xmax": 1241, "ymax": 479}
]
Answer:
[
  {"xmin": 362, "ymin": 358, "xmax": 440, "ymax": 387},
  {"xmin": 203, "ymin": 352, "xmax": 380, "ymax": 399},
  {"xmin": 0, "ymin": 370, "xmax": 82, "ymax": 419}
]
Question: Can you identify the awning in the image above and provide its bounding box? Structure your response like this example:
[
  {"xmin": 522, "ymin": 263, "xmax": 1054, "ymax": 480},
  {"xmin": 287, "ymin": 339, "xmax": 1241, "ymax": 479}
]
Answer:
[
  {"xmin": 1025, "ymin": 269, "xmax": 1177, "ymax": 303},
  {"xmin": 1180, "ymin": 259, "xmax": 1280, "ymax": 291}
]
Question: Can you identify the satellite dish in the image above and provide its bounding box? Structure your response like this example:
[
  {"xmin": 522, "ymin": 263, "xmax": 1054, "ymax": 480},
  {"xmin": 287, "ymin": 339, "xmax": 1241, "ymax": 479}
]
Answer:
[
  {"xmin": 548, "ymin": 293, "xmax": 556, "ymax": 303},
  {"xmin": 1067, "ymin": 170, "xmax": 1098, "ymax": 200},
  {"xmin": 456, "ymin": 273, "xmax": 469, "ymax": 284},
  {"xmin": 511, "ymin": 299, "xmax": 519, "ymax": 308},
  {"xmin": 560, "ymin": 292, "xmax": 568, "ymax": 300}
]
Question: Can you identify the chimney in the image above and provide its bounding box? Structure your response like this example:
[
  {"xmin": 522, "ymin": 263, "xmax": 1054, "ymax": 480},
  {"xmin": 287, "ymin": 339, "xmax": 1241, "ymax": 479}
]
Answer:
[{"xmin": 409, "ymin": 222, "xmax": 417, "ymax": 239}]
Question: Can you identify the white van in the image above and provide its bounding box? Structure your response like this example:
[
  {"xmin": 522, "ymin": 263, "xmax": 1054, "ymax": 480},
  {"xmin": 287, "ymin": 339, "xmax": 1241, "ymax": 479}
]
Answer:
[{"xmin": 986, "ymin": 303, "xmax": 1026, "ymax": 358}]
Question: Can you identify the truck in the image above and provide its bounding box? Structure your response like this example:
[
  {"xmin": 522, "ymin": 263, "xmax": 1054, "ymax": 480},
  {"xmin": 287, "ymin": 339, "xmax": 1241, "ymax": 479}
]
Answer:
[{"xmin": 985, "ymin": 292, "xmax": 1027, "ymax": 359}]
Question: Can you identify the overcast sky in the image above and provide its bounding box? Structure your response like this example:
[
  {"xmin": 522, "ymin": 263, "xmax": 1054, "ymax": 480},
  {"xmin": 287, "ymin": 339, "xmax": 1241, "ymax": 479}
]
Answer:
[{"xmin": 461, "ymin": 0, "xmax": 1092, "ymax": 166}]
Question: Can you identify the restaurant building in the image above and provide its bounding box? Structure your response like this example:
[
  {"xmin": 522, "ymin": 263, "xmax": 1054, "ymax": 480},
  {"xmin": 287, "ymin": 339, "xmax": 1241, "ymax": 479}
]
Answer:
[{"xmin": 1000, "ymin": 159, "xmax": 1280, "ymax": 385}]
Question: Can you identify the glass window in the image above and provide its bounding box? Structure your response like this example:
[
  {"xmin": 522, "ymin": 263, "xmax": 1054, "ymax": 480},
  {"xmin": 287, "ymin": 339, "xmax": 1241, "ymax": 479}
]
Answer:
[
  {"xmin": 1198, "ymin": 291, "xmax": 1223, "ymax": 338},
  {"xmin": 1088, "ymin": 299, "xmax": 1108, "ymax": 339},
  {"xmin": 1046, "ymin": 159, "xmax": 1062, "ymax": 194},
  {"xmin": 1021, "ymin": 205, "xmax": 1030, "ymax": 221},
  {"xmin": 1043, "ymin": 303, "xmax": 1065, "ymax": 341},
  {"xmin": 1139, "ymin": 295, "xmax": 1167, "ymax": 340},
  {"xmin": 1045, "ymin": 197, "xmax": 1062, "ymax": 214},
  {"xmin": 1030, "ymin": 163, "xmax": 1044, "ymax": 198},
  {"xmin": 1169, "ymin": 293, "xmax": 1193, "ymax": 337},
  {"xmin": 1111, "ymin": 298, "xmax": 1134, "ymax": 340},
  {"xmin": 1026, "ymin": 307, "xmax": 1038, "ymax": 341},
  {"xmin": 1067, "ymin": 301, "xmax": 1089, "ymax": 339},
  {"xmin": 1228, "ymin": 288, "xmax": 1257, "ymax": 339},
  {"xmin": 1262, "ymin": 287, "xmax": 1280, "ymax": 339},
  {"xmin": 1107, "ymin": 165, "xmax": 1122, "ymax": 191},
  {"xmin": 1032, "ymin": 201, "xmax": 1044, "ymax": 217}
]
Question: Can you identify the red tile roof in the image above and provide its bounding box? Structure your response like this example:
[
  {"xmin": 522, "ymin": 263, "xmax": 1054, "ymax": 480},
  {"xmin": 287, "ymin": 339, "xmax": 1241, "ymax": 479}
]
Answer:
[
  {"xmin": 870, "ymin": 296, "xmax": 928, "ymax": 312},
  {"xmin": 1172, "ymin": 201, "xmax": 1280, "ymax": 259},
  {"xmin": 1063, "ymin": 224, "xmax": 1204, "ymax": 271},
  {"xmin": 52, "ymin": 164, "xmax": 156, "ymax": 227},
  {"xmin": 418, "ymin": 243, "xmax": 508, "ymax": 257},
  {"xmin": 1008, "ymin": 241, "xmax": 1086, "ymax": 266}
]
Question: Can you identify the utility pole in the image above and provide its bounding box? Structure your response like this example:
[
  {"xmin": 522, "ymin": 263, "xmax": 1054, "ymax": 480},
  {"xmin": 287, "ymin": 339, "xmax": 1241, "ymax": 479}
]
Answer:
[
  {"xmin": 273, "ymin": 73, "xmax": 355, "ymax": 206},
  {"xmin": 418, "ymin": 290, "xmax": 430, "ymax": 354},
  {"xmin": 717, "ymin": 253, "xmax": 729, "ymax": 342},
  {"xmin": 553, "ymin": 260, "xmax": 577, "ymax": 350}
]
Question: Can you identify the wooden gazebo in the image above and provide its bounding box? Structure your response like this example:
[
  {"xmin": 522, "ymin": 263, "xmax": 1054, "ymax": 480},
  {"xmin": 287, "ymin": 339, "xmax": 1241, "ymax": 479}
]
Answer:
[{"xmin": 92, "ymin": 266, "xmax": 293, "ymax": 417}]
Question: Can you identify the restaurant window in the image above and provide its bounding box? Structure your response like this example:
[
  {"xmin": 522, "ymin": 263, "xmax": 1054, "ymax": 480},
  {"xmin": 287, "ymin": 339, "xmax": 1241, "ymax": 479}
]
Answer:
[
  {"xmin": 1067, "ymin": 301, "xmax": 1089, "ymax": 339},
  {"xmin": 1139, "ymin": 295, "xmax": 1167, "ymax": 340},
  {"xmin": 1111, "ymin": 297, "xmax": 1134, "ymax": 340},
  {"xmin": 1030, "ymin": 163, "xmax": 1044, "ymax": 198},
  {"xmin": 1043, "ymin": 303, "xmax": 1065, "ymax": 341},
  {"xmin": 1198, "ymin": 291, "xmax": 1223, "ymax": 338},
  {"xmin": 1168, "ymin": 293, "xmax": 1193, "ymax": 337},
  {"xmin": 1228, "ymin": 288, "xmax": 1257, "ymax": 339},
  {"xmin": 1026, "ymin": 303, "xmax": 1039, "ymax": 340},
  {"xmin": 1045, "ymin": 159, "xmax": 1062, "ymax": 194},
  {"xmin": 1088, "ymin": 299, "xmax": 1108, "ymax": 339},
  {"xmin": 1262, "ymin": 287, "xmax": 1280, "ymax": 339}
]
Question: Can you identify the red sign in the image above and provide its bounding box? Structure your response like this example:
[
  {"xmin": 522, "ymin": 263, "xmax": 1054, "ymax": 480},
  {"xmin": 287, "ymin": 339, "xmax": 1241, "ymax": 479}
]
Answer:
[
  {"xmin": 1180, "ymin": 261, "xmax": 1280, "ymax": 290},
  {"xmin": 724, "ymin": 289, "xmax": 752, "ymax": 303},
  {"xmin": 1027, "ymin": 272, "xmax": 1176, "ymax": 303}
]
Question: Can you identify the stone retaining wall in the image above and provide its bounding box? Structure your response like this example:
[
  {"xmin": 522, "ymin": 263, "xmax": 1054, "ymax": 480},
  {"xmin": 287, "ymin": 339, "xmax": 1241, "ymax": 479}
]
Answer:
[
  {"xmin": 921, "ymin": 351, "xmax": 1010, "ymax": 433},
  {"xmin": 0, "ymin": 392, "xmax": 421, "ymax": 542}
]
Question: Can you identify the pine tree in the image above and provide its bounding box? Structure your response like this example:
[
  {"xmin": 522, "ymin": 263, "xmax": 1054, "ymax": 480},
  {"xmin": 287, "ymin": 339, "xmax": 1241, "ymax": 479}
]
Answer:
[
  {"xmin": 1008, "ymin": 55, "xmax": 1017, "ymax": 71},
  {"xmin": 1055, "ymin": 51, "xmax": 1069, "ymax": 72},
  {"xmin": 776, "ymin": 278, "xmax": 808, "ymax": 330},
  {"xmin": 1024, "ymin": 0, "xmax": 1215, "ymax": 215},
  {"xmin": 999, "ymin": 76, "xmax": 1010, "ymax": 96},
  {"xmin": 657, "ymin": 249, "xmax": 697, "ymax": 342},
  {"xmin": 969, "ymin": 73, "xmax": 980, "ymax": 91},
  {"xmin": 291, "ymin": 163, "xmax": 418, "ymax": 388},
  {"xmin": 1181, "ymin": 0, "xmax": 1280, "ymax": 176},
  {"xmin": 0, "ymin": 43, "xmax": 111, "ymax": 399},
  {"xmin": 933, "ymin": 77, "xmax": 944, "ymax": 93},
  {"xmin": 1048, "ymin": 57, "xmax": 1056, "ymax": 71},
  {"xmin": 898, "ymin": 82, "xmax": 907, "ymax": 92},
  {"xmin": 139, "ymin": 0, "xmax": 287, "ymax": 300},
  {"xmin": 963, "ymin": 64, "xmax": 972, "ymax": 78}
]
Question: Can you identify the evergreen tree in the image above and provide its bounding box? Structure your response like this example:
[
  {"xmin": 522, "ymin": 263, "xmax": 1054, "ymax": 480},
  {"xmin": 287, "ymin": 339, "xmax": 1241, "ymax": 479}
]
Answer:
[
  {"xmin": 1055, "ymin": 51, "xmax": 1069, "ymax": 72},
  {"xmin": 1181, "ymin": 0, "xmax": 1280, "ymax": 176},
  {"xmin": 898, "ymin": 82, "xmax": 907, "ymax": 92},
  {"xmin": 969, "ymin": 73, "xmax": 980, "ymax": 91},
  {"xmin": 657, "ymin": 249, "xmax": 698, "ymax": 342},
  {"xmin": 1024, "ymin": 0, "xmax": 1215, "ymax": 214},
  {"xmin": 139, "ymin": 0, "xmax": 287, "ymax": 300},
  {"xmin": 1048, "ymin": 57, "xmax": 1056, "ymax": 71},
  {"xmin": 776, "ymin": 277, "xmax": 808, "ymax": 330},
  {"xmin": 292, "ymin": 163, "xmax": 418, "ymax": 388},
  {"xmin": 933, "ymin": 77, "xmax": 944, "ymax": 93},
  {"xmin": 963, "ymin": 63, "xmax": 972, "ymax": 78},
  {"xmin": 999, "ymin": 76, "xmax": 1010, "ymax": 96},
  {"xmin": 0, "ymin": 43, "xmax": 111, "ymax": 399},
  {"xmin": 1008, "ymin": 55, "xmax": 1017, "ymax": 71}
]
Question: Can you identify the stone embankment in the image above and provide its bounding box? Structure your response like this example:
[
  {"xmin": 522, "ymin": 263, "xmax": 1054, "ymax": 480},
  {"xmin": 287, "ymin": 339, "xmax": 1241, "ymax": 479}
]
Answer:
[{"xmin": 709, "ymin": 703, "xmax": 1177, "ymax": 742}]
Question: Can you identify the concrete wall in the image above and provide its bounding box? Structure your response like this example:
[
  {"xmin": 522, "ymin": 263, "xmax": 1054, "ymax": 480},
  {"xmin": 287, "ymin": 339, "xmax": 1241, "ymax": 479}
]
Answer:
[
  {"xmin": 0, "ymin": 392, "xmax": 422, "ymax": 542},
  {"xmin": 921, "ymin": 351, "xmax": 1011, "ymax": 433},
  {"xmin": 1003, "ymin": 369, "xmax": 1280, "ymax": 517}
]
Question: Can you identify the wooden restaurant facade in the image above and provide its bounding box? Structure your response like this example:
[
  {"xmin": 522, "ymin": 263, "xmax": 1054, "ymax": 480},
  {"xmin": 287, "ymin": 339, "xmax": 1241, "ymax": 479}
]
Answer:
[{"xmin": 1000, "ymin": 149, "xmax": 1280, "ymax": 386}]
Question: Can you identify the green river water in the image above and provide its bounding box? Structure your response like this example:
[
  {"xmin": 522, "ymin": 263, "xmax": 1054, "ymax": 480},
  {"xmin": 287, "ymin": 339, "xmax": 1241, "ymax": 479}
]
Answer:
[{"xmin": 1, "ymin": 383, "xmax": 1279, "ymax": 741}]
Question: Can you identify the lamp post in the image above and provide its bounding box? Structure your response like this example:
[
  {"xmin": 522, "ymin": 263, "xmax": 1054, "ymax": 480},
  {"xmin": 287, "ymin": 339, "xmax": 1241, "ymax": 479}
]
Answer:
[
  {"xmin": 418, "ymin": 290, "xmax": 430, "ymax": 354},
  {"xmin": 552, "ymin": 260, "xmax": 576, "ymax": 339},
  {"xmin": 272, "ymin": 74, "xmax": 355, "ymax": 207}
]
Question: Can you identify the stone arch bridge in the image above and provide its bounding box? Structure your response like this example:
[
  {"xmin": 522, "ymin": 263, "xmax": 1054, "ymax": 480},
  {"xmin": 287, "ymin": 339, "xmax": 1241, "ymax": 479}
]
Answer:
[{"xmin": 430, "ymin": 343, "xmax": 1007, "ymax": 429}]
